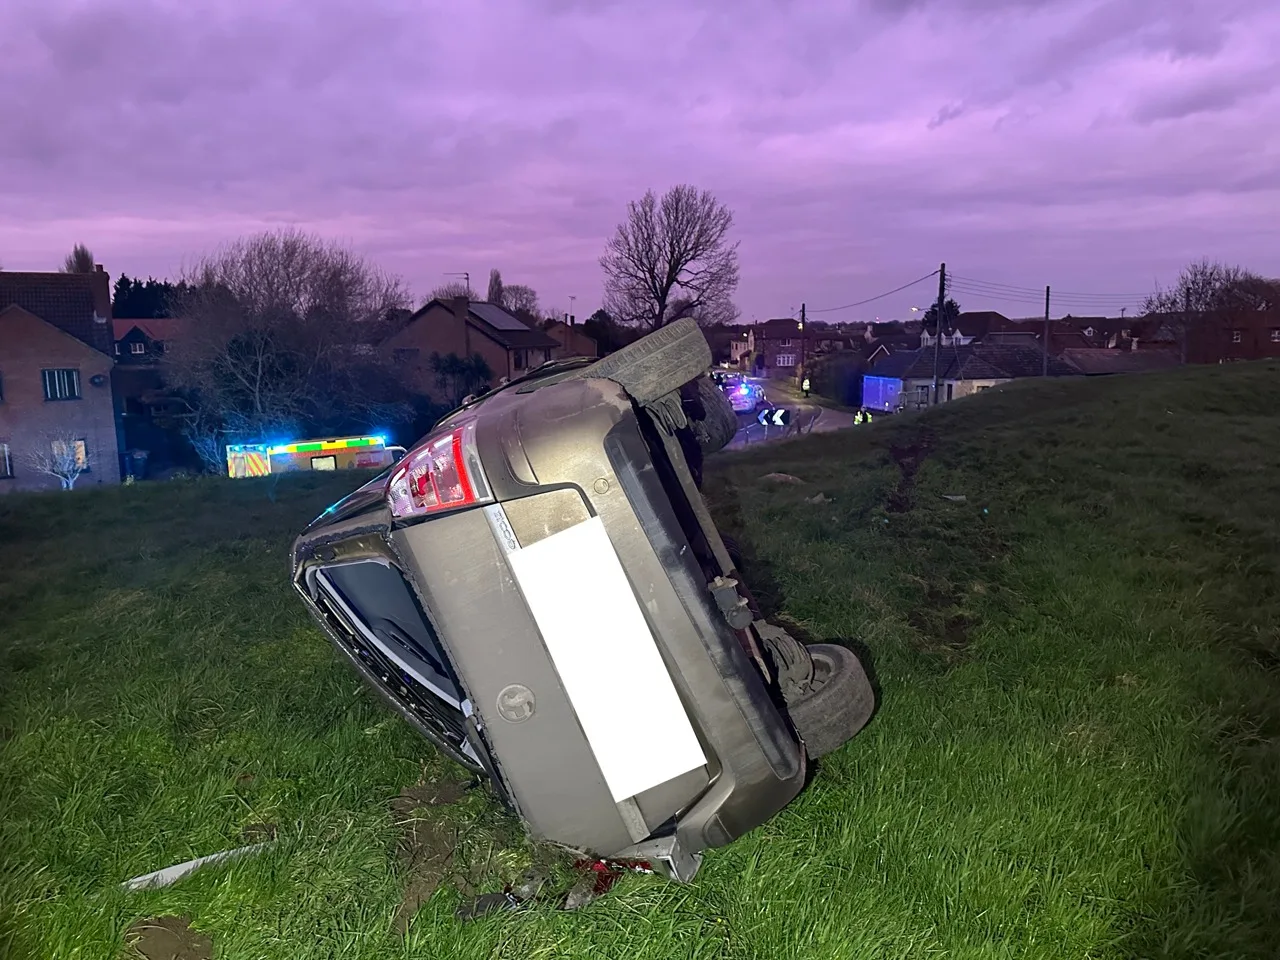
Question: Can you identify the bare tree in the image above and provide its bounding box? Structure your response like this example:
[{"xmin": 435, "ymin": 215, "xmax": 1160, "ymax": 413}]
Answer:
[
  {"xmin": 503, "ymin": 284, "xmax": 540, "ymax": 323},
  {"xmin": 22, "ymin": 434, "xmax": 94, "ymax": 489},
  {"xmin": 486, "ymin": 269, "xmax": 505, "ymax": 306},
  {"xmin": 1143, "ymin": 259, "xmax": 1280, "ymax": 362},
  {"xmin": 430, "ymin": 281, "xmax": 477, "ymax": 302},
  {"xmin": 599, "ymin": 185, "xmax": 740, "ymax": 330},
  {"xmin": 167, "ymin": 229, "xmax": 414, "ymax": 451},
  {"xmin": 62, "ymin": 243, "xmax": 96, "ymax": 273}
]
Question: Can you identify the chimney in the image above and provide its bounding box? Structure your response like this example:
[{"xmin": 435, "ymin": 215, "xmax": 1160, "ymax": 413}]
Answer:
[
  {"xmin": 451, "ymin": 296, "xmax": 472, "ymax": 357},
  {"xmin": 89, "ymin": 264, "xmax": 111, "ymax": 321}
]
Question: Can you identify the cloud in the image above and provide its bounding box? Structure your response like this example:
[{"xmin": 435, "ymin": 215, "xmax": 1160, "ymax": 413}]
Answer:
[{"xmin": 0, "ymin": 0, "xmax": 1278, "ymax": 318}]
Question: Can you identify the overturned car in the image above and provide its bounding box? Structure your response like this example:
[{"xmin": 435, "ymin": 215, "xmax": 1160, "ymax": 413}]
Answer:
[{"xmin": 290, "ymin": 319, "xmax": 874, "ymax": 880}]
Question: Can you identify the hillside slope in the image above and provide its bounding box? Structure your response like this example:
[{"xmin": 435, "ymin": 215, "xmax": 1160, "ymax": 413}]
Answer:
[{"xmin": 1, "ymin": 361, "xmax": 1277, "ymax": 959}]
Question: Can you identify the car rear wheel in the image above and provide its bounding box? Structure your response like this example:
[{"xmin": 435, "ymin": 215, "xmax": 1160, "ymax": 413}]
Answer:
[{"xmin": 783, "ymin": 643, "xmax": 875, "ymax": 760}]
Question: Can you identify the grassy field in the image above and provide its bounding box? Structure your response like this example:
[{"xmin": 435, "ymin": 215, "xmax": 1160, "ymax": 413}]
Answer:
[{"xmin": 2, "ymin": 362, "xmax": 1279, "ymax": 959}]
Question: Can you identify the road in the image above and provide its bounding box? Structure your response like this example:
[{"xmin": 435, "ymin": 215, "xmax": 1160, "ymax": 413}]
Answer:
[{"xmin": 722, "ymin": 377, "xmax": 857, "ymax": 449}]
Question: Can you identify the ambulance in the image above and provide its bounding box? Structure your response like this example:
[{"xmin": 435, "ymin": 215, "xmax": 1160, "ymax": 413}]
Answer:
[{"xmin": 226, "ymin": 435, "xmax": 407, "ymax": 479}]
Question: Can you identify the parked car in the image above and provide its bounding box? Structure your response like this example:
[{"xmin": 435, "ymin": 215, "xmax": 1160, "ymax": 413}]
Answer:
[
  {"xmin": 290, "ymin": 320, "xmax": 874, "ymax": 879},
  {"xmin": 720, "ymin": 376, "xmax": 769, "ymax": 414}
]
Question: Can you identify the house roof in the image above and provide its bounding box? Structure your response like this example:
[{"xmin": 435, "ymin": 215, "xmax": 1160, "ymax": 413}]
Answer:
[
  {"xmin": 1059, "ymin": 347, "xmax": 1182, "ymax": 375},
  {"xmin": 867, "ymin": 343, "xmax": 1080, "ymax": 380},
  {"xmin": 0, "ymin": 270, "xmax": 114, "ymax": 354},
  {"xmin": 114, "ymin": 317, "xmax": 181, "ymax": 342},
  {"xmin": 409, "ymin": 299, "xmax": 559, "ymax": 350},
  {"xmin": 758, "ymin": 317, "xmax": 803, "ymax": 339}
]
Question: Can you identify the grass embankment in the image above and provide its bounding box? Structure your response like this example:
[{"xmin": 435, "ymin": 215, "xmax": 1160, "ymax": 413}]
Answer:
[{"xmin": 2, "ymin": 362, "xmax": 1278, "ymax": 959}]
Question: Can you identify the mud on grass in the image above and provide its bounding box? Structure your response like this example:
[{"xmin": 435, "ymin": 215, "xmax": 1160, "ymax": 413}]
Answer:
[{"xmin": 389, "ymin": 777, "xmax": 526, "ymax": 933}]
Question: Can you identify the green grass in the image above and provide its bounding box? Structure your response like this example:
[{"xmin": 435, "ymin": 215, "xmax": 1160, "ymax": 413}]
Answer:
[{"xmin": 3, "ymin": 362, "xmax": 1279, "ymax": 959}]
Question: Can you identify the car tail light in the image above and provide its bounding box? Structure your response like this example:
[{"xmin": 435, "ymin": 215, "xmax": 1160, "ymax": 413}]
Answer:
[{"xmin": 386, "ymin": 421, "xmax": 492, "ymax": 520}]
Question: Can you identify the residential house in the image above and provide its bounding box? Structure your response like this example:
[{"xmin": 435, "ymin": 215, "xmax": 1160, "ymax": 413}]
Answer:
[
  {"xmin": 729, "ymin": 326, "xmax": 755, "ymax": 370},
  {"xmin": 112, "ymin": 317, "xmax": 186, "ymax": 476},
  {"xmin": 1160, "ymin": 310, "xmax": 1280, "ymax": 364},
  {"xmin": 382, "ymin": 297, "xmax": 561, "ymax": 398},
  {"xmin": 862, "ymin": 343, "xmax": 1079, "ymax": 413},
  {"xmin": 1059, "ymin": 347, "xmax": 1182, "ymax": 376},
  {"xmin": 0, "ymin": 267, "xmax": 122, "ymax": 491},
  {"xmin": 864, "ymin": 321, "xmax": 921, "ymax": 365},
  {"xmin": 544, "ymin": 318, "xmax": 598, "ymax": 360},
  {"xmin": 755, "ymin": 317, "xmax": 808, "ymax": 377}
]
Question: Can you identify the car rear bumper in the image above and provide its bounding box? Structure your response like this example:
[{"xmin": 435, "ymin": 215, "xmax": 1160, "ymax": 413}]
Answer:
[{"xmin": 292, "ymin": 377, "xmax": 805, "ymax": 865}]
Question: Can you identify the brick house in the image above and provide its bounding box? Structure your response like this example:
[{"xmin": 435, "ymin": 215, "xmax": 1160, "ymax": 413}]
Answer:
[
  {"xmin": 755, "ymin": 317, "xmax": 809, "ymax": 377},
  {"xmin": 0, "ymin": 267, "xmax": 122, "ymax": 491},
  {"xmin": 543, "ymin": 318, "xmax": 598, "ymax": 360},
  {"xmin": 381, "ymin": 298, "xmax": 561, "ymax": 399}
]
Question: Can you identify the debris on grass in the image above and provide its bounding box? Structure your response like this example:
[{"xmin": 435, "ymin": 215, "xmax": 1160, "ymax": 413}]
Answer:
[
  {"xmin": 805, "ymin": 492, "xmax": 832, "ymax": 504},
  {"xmin": 761, "ymin": 472, "xmax": 805, "ymax": 484},
  {"xmin": 120, "ymin": 842, "xmax": 274, "ymax": 892},
  {"xmin": 124, "ymin": 915, "xmax": 212, "ymax": 960},
  {"xmin": 941, "ymin": 494, "xmax": 967, "ymax": 503}
]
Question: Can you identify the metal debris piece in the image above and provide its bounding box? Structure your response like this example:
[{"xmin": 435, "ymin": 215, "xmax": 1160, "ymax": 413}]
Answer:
[
  {"xmin": 761, "ymin": 472, "xmax": 804, "ymax": 484},
  {"xmin": 121, "ymin": 842, "xmax": 274, "ymax": 892}
]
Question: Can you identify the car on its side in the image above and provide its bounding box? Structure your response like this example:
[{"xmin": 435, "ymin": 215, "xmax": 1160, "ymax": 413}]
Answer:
[{"xmin": 290, "ymin": 321, "xmax": 874, "ymax": 880}]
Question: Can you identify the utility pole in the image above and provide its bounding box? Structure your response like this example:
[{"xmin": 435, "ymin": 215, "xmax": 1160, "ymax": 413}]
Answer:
[
  {"xmin": 1182, "ymin": 287, "xmax": 1191, "ymax": 364},
  {"xmin": 1042, "ymin": 285, "xmax": 1051, "ymax": 376},
  {"xmin": 931, "ymin": 263, "xmax": 946, "ymax": 405},
  {"xmin": 799, "ymin": 303, "xmax": 806, "ymax": 381}
]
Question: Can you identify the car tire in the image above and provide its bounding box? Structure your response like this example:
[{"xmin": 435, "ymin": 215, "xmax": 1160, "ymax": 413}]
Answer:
[
  {"xmin": 782, "ymin": 643, "xmax": 875, "ymax": 760},
  {"xmin": 572, "ymin": 318, "xmax": 711, "ymax": 405},
  {"xmin": 683, "ymin": 374, "xmax": 739, "ymax": 455}
]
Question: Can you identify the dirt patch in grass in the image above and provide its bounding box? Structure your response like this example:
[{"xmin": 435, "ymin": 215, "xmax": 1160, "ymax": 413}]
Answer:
[
  {"xmin": 124, "ymin": 915, "xmax": 212, "ymax": 960},
  {"xmin": 240, "ymin": 822, "xmax": 277, "ymax": 843},
  {"xmin": 886, "ymin": 435, "xmax": 933, "ymax": 513},
  {"xmin": 389, "ymin": 779, "xmax": 483, "ymax": 934}
]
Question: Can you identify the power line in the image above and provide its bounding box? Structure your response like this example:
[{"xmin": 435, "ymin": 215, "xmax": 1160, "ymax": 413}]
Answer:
[
  {"xmin": 948, "ymin": 282, "xmax": 1145, "ymax": 312},
  {"xmin": 810, "ymin": 270, "xmax": 940, "ymax": 314},
  {"xmin": 949, "ymin": 274, "xmax": 1150, "ymax": 302}
]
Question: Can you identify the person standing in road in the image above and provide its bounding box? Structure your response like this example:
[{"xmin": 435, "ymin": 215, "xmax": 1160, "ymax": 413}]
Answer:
[{"xmin": 801, "ymin": 375, "xmax": 811, "ymax": 398}]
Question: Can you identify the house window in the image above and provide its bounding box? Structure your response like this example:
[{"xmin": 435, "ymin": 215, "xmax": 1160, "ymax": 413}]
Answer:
[
  {"xmin": 130, "ymin": 341, "xmax": 146, "ymax": 355},
  {"xmin": 42, "ymin": 368, "xmax": 81, "ymax": 401},
  {"xmin": 1270, "ymin": 329, "xmax": 1280, "ymax": 343},
  {"xmin": 51, "ymin": 438, "xmax": 89, "ymax": 471},
  {"xmin": 513, "ymin": 349, "xmax": 527, "ymax": 369},
  {"xmin": 0, "ymin": 442, "xmax": 12, "ymax": 479},
  {"xmin": 1232, "ymin": 330, "xmax": 1242, "ymax": 344},
  {"xmin": 776, "ymin": 354, "xmax": 796, "ymax": 367},
  {"xmin": 778, "ymin": 338, "xmax": 792, "ymax": 348},
  {"xmin": 393, "ymin": 348, "xmax": 419, "ymax": 363}
]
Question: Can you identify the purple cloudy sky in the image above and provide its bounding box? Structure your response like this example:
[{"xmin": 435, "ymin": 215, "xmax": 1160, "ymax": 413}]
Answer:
[{"xmin": 2, "ymin": 0, "xmax": 1277, "ymax": 322}]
